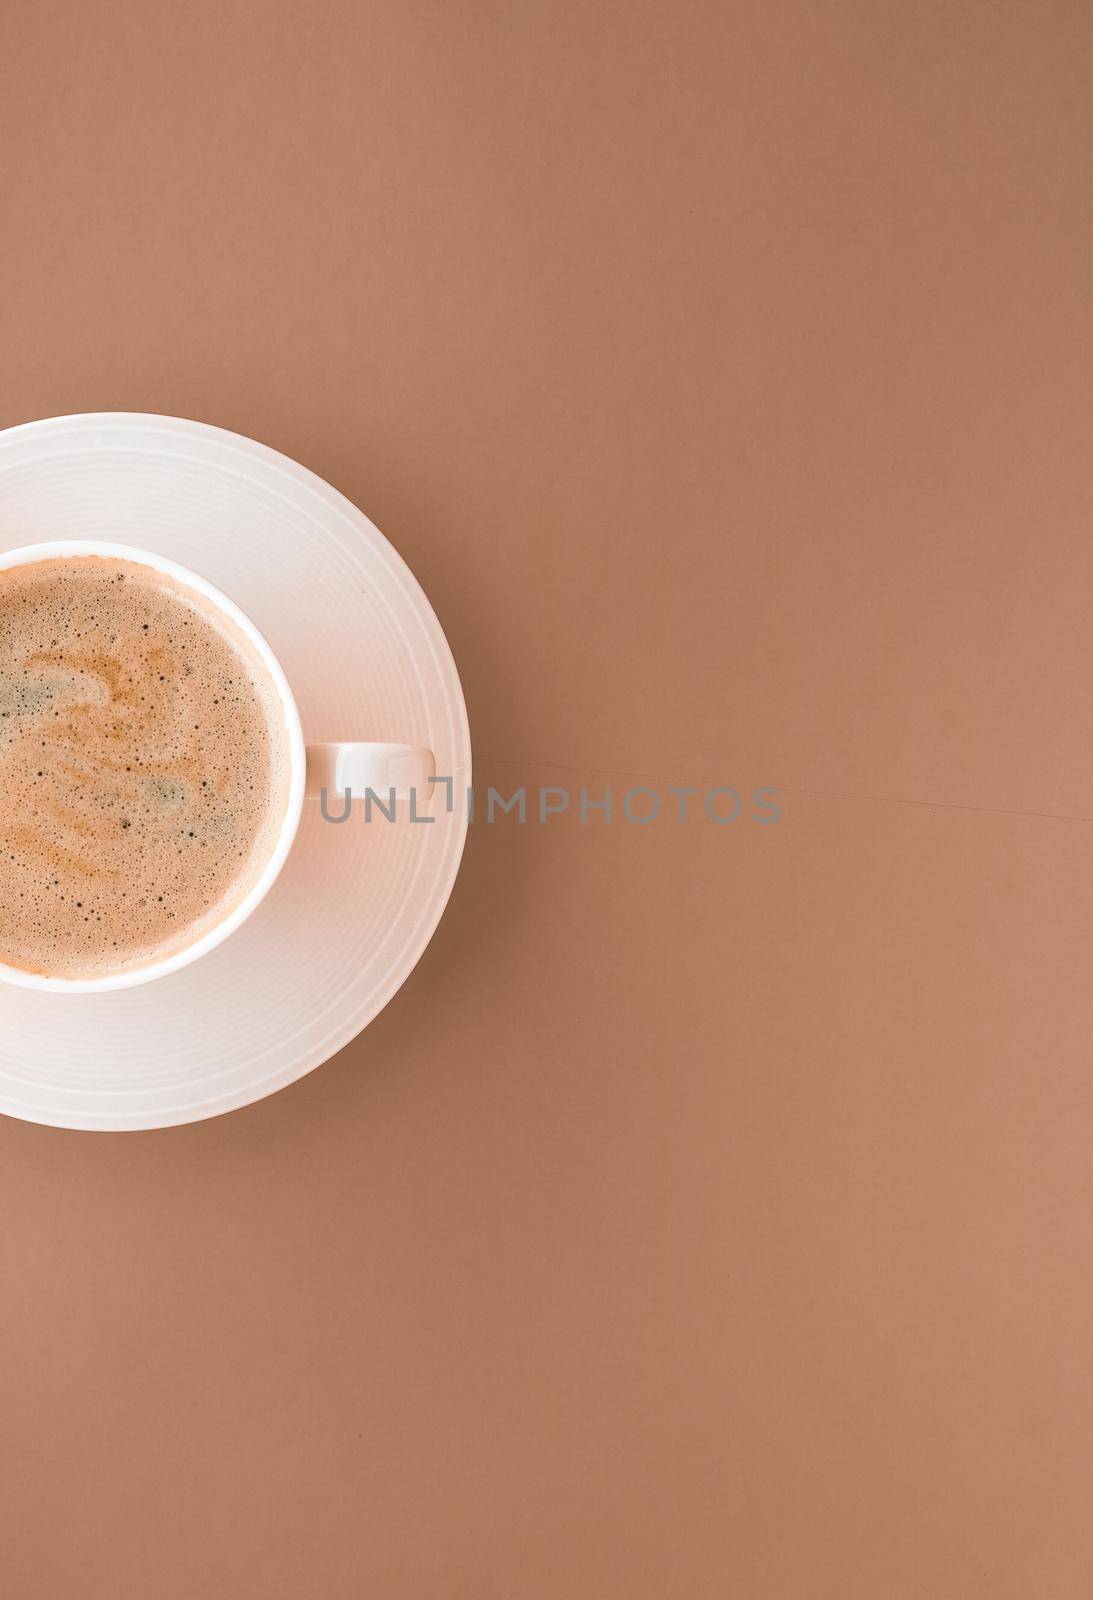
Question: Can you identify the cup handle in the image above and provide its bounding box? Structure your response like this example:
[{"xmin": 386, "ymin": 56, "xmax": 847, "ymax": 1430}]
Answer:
[{"xmin": 306, "ymin": 743, "xmax": 436, "ymax": 799}]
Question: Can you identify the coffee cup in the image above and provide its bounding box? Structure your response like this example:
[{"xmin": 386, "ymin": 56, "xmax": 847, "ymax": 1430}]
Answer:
[{"xmin": 0, "ymin": 540, "xmax": 434, "ymax": 993}]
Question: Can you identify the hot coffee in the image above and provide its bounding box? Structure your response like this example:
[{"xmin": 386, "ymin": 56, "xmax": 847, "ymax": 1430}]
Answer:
[{"xmin": 0, "ymin": 555, "xmax": 290, "ymax": 979}]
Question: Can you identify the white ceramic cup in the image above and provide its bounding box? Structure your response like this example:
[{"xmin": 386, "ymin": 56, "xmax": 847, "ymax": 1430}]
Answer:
[{"xmin": 0, "ymin": 540, "xmax": 435, "ymax": 994}]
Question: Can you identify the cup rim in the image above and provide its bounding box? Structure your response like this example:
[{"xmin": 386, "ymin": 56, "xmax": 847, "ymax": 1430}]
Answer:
[{"xmin": 0, "ymin": 539, "xmax": 307, "ymax": 992}]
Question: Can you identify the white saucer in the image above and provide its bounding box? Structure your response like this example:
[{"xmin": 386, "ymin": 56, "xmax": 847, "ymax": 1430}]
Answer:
[{"xmin": 0, "ymin": 414, "xmax": 471, "ymax": 1129}]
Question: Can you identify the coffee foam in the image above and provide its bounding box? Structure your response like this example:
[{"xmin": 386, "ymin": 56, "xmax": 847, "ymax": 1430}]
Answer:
[{"xmin": 0, "ymin": 556, "xmax": 290, "ymax": 979}]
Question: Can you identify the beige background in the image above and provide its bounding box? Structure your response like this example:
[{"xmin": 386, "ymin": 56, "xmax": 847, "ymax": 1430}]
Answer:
[{"xmin": 3, "ymin": 2, "xmax": 1093, "ymax": 1594}]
